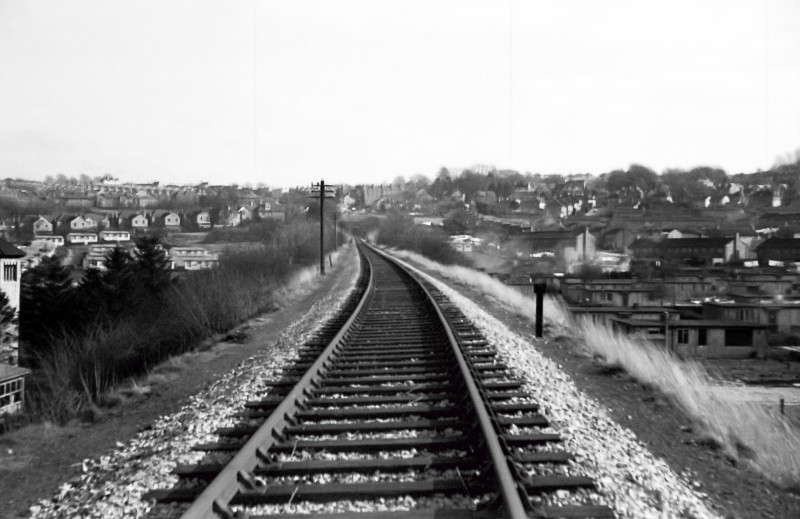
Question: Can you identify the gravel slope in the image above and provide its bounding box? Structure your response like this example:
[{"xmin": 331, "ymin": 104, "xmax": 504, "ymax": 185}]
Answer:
[{"xmin": 389, "ymin": 252, "xmax": 723, "ymax": 519}]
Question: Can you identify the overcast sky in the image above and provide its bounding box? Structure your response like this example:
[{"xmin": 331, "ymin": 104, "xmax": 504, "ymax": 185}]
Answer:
[{"xmin": 0, "ymin": 0, "xmax": 798, "ymax": 188}]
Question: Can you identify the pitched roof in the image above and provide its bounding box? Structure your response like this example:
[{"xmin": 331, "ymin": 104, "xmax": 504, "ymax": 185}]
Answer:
[
  {"xmin": 0, "ymin": 238, "xmax": 25, "ymax": 258},
  {"xmin": 657, "ymin": 238, "xmax": 732, "ymax": 249}
]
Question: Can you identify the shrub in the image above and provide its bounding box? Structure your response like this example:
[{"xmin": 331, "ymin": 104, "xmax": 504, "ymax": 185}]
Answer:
[
  {"xmin": 369, "ymin": 211, "xmax": 470, "ymax": 266},
  {"xmin": 22, "ymin": 220, "xmax": 336, "ymax": 423}
]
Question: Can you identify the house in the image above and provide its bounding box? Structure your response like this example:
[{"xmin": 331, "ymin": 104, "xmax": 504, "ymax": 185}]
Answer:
[
  {"xmin": 67, "ymin": 232, "xmax": 99, "ymax": 245},
  {"xmin": 221, "ymin": 211, "xmax": 241, "ymax": 227},
  {"xmin": 237, "ymin": 192, "xmax": 262, "ymax": 208},
  {"xmin": 32, "ymin": 234, "xmax": 65, "ymax": 249},
  {"xmin": 163, "ymin": 212, "xmax": 181, "ymax": 229},
  {"xmin": 755, "ymin": 238, "xmax": 800, "ymax": 264},
  {"xmin": 570, "ymin": 306, "xmax": 679, "ymax": 327},
  {"xmin": 59, "ymin": 193, "xmax": 95, "ymax": 208},
  {"xmin": 524, "ymin": 228, "xmax": 596, "ymax": 269},
  {"xmin": 135, "ymin": 189, "xmax": 159, "ymax": 208},
  {"xmin": 54, "ymin": 245, "xmax": 89, "ymax": 269},
  {"xmin": 196, "ymin": 211, "xmax": 211, "ymax": 229},
  {"xmin": 259, "ymin": 206, "xmax": 286, "ymax": 221},
  {"xmin": 70, "ymin": 216, "xmax": 94, "ymax": 231},
  {"xmin": 85, "ymin": 213, "xmax": 110, "ymax": 229},
  {"xmin": 412, "ymin": 215, "xmax": 444, "ymax": 226},
  {"xmin": 611, "ymin": 317, "xmax": 768, "ymax": 358},
  {"xmin": 237, "ymin": 206, "xmax": 253, "ymax": 222},
  {"xmin": 631, "ymin": 237, "xmax": 734, "ymax": 266},
  {"xmin": 0, "ymin": 239, "xmax": 24, "ymax": 366},
  {"xmin": 83, "ymin": 243, "xmax": 134, "ymax": 271},
  {"xmin": 702, "ymin": 299, "xmax": 800, "ymax": 335},
  {"xmin": 96, "ymin": 193, "xmax": 120, "ymax": 208},
  {"xmin": 99, "ymin": 229, "xmax": 131, "ymax": 242},
  {"xmin": 0, "ymin": 364, "xmax": 29, "ymax": 417},
  {"xmin": 32, "ymin": 216, "xmax": 53, "ymax": 234},
  {"xmin": 168, "ymin": 246, "xmax": 219, "ymax": 270},
  {"xmin": 67, "ymin": 232, "xmax": 98, "ymax": 245},
  {"xmin": 131, "ymin": 213, "xmax": 149, "ymax": 231}
]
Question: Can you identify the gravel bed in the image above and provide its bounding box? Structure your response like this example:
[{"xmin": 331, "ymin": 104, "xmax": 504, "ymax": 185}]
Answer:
[
  {"xmin": 263, "ymin": 467, "xmax": 480, "ymax": 486},
  {"xmin": 234, "ymin": 493, "xmax": 482, "ymax": 516},
  {"xmin": 288, "ymin": 428, "xmax": 464, "ymax": 441},
  {"xmin": 26, "ymin": 248, "xmax": 361, "ymax": 519},
  {"xmin": 392, "ymin": 255, "xmax": 724, "ymax": 519},
  {"xmin": 276, "ymin": 448, "xmax": 469, "ymax": 462}
]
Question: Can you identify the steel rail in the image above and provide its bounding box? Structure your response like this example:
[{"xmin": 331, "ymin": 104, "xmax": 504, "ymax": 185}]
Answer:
[
  {"xmin": 367, "ymin": 244, "xmax": 530, "ymax": 519},
  {"xmin": 178, "ymin": 247, "xmax": 376, "ymax": 519}
]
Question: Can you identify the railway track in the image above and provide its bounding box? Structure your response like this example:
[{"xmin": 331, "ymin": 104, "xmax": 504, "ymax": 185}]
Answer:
[{"xmin": 148, "ymin": 243, "xmax": 614, "ymax": 519}]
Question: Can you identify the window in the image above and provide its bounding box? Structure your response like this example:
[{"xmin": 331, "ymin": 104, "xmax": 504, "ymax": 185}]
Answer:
[
  {"xmin": 725, "ymin": 329, "xmax": 753, "ymax": 347},
  {"xmin": 698, "ymin": 328, "xmax": 707, "ymax": 346},
  {"xmin": 676, "ymin": 329, "xmax": 690, "ymax": 344},
  {"xmin": 3, "ymin": 263, "xmax": 17, "ymax": 281}
]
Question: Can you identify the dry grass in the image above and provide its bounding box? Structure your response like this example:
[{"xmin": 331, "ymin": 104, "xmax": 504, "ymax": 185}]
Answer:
[{"xmin": 392, "ymin": 248, "xmax": 800, "ymax": 489}]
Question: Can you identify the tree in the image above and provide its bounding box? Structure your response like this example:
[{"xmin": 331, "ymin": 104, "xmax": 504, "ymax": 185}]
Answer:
[
  {"xmin": 443, "ymin": 210, "xmax": 476, "ymax": 235},
  {"xmin": 131, "ymin": 236, "xmax": 173, "ymax": 300},
  {"xmin": 410, "ymin": 174, "xmax": 430, "ymax": 189},
  {"xmin": 19, "ymin": 256, "xmax": 78, "ymax": 365},
  {"xmin": 627, "ymin": 164, "xmax": 658, "ymax": 192},
  {"xmin": 454, "ymin": 170, "xmax": 489, "ymax": 202},
  {"xmin": 79, "ymin": 174, "xmax": 92, "ymax": 185},
  {"xmin": 0, "ymin": 290, "xmax": 18, "ymax": 364}
]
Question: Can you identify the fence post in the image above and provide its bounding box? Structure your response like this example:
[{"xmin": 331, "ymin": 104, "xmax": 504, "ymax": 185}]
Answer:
[{"xmin": 534, "ymin": 283, "xmax": 546, "ymax": 338}]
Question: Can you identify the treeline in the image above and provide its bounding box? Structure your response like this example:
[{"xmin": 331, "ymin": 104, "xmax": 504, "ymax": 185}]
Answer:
[
  {"xmin": 20, "ymin": 220, "xmax": 334, "ymax": 423},
  {"xmin": 352, "ymin": 211, "xmax": 470, "ymax": 266}
]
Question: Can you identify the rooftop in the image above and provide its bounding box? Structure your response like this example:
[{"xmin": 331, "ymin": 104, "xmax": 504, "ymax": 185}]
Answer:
[{"xmin": 0, "ymin": 364, "xmax": 30, "ymax": 383}]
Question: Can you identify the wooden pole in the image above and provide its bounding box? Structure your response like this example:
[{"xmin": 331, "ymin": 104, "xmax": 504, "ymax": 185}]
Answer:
[
  {"xmin": 319, "ymin": 179, "xmax": 325, "ymax": 276},
  {"xmin": 534, "ymin": 283, "xmax": 546, "ymax": 338}
]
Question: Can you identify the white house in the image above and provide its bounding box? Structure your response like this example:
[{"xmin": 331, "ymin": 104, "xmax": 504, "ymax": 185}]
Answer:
[
  {"xmin": 131, "ymin": 213, "xmax": 149, "ymax": 230},
  {"xmin": 70, "ymin": 216, "xmax": 97, "ymax": 230},
  {"xmin": 196, "ymin": 211, "xmax": 211, "ymax": 229},
  {"xmin": 83, "ymin": 243, "xmax": 132, "ymax": 271},
  {"xmin": 67, "ymin": 232, "xmax": 99, "ymax": 245},
  {"xmin": 99, "ymin": 230, "xmax": 131, "ymax": 242},
  {"xmin": 32, "ymin": 234, "xmax": 65, "ymax": 249},
  {"xmin": 0, "ymin": 239, "xmax": 24, "ymax": 366},
  {"xmin": 164, "ymin": 212, "xmax": 181, "ymax": 229},
  {"xmin": 32, "ymin": 216, "xmax": 53, "ymax": 234},
  {"xmin": 168, "ymin": 246, "xmax": 219, "ymax": 270}
]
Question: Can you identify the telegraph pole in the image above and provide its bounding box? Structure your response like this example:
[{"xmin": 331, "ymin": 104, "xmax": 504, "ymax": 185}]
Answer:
[
  {"xmin": 319, "ymin": 179, "xmax": 325, "ymax": 275},
  {"xmin": 310, "ymin": 180, "xmax": 337, "ymax": 276}
]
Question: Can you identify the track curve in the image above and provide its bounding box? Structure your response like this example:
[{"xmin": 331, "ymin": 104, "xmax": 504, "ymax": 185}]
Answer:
[{"xmin": 147, "ymin": 242, "xmax": 613, "ymax": 519}]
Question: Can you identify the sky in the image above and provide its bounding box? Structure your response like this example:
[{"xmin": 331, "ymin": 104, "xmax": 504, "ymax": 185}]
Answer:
[{"xmin": 0, "ymin": 0, "xmax": 798, "ymax": 189}]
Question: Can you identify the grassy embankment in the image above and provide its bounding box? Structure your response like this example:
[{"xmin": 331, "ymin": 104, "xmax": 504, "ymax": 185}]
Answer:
[
  {"xmin": 389, "ymin": 248, "xmax": 800, "ymax": 490},
  {"xmin": 23, "ymin": 220, "xmax": 337, "ymax": 424}
]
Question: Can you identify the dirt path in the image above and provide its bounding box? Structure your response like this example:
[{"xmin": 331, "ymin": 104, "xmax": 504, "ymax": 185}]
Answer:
[{"xmin": 0, "ymin": 248, "xmax": 359, "ymax": 519}]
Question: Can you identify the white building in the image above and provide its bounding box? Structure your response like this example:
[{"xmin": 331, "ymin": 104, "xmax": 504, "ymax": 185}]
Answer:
[
  {"xmin": 67, "ymin": 232, "xmax": 99, "ymax": 245},
  {"xmin": 168, "ymin": 246, "xmax": 219, "ymax": 270},
  {"xmin": 99, "ymin": 230, "xmax": 131, "ymax": 242},
  {"xmin": 0, "ymin": 239, "xmax": 24, "ymax": 366},
  {"xmin": 32, "ymin": 234, "xmax": 65, "ymax": 248}
]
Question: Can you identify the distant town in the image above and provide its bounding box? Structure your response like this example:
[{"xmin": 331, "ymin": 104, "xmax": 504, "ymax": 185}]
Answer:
[{"xmin": 3, "ymin": 158, "xmax": 800, "ymax": 415}]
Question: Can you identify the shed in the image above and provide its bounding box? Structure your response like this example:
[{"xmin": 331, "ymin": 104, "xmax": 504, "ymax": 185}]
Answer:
[{"xmin": 0, "ymin": 363, "xmax": 29, "ymax": 416}]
